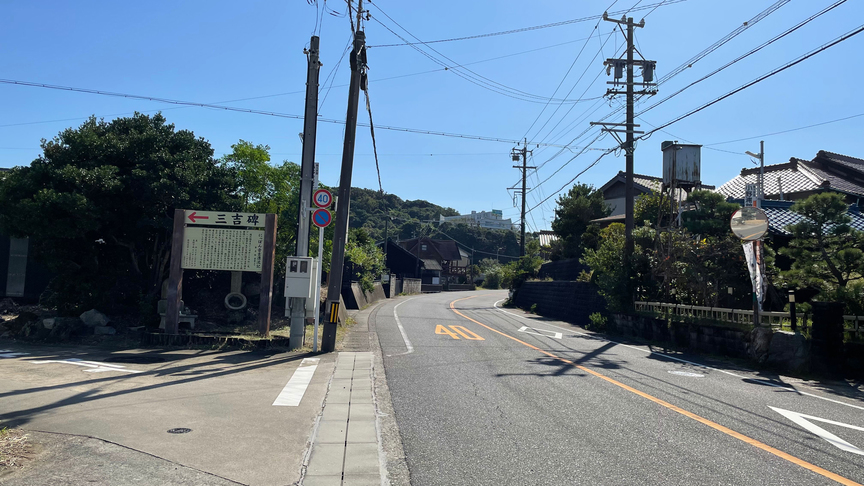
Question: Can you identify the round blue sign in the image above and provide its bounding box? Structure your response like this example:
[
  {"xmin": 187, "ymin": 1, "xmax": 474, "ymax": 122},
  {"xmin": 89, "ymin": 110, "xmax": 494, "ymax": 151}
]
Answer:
[{"xmin": 312, "ymin": 208, "xmax": 332, "ymax": 228}]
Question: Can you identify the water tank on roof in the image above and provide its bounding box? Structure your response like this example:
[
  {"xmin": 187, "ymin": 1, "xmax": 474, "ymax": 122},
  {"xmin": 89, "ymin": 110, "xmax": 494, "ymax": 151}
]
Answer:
[{"xmin": 662, "ymin": 142, "xmax": 702, "ymax": 187}]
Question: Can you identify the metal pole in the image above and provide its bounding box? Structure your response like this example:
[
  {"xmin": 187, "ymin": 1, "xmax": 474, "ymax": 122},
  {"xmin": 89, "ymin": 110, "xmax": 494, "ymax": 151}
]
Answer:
[
  {"xmin": 313, "ymin": 225, "xmax": 324, "ymax": 352},
  {"xmin": 290, "ymin": 35, "xmax": 321, "ymax": 350},
  {"xmin": 759, "ymin": 140, "xmax": 765, "ymax": 201},
  {"xmin": 323, "ymin": 29, "xmax": 366, "ymax": 353}
]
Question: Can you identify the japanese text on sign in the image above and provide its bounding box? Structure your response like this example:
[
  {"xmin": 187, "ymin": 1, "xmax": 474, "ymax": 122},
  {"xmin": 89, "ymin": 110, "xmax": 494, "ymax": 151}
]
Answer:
[
  {"xmin": 185, "ymin": 210, "xmax": 266, "ymax": 227},
  {"xmin": 182, "ymin": 227, "xmax": 265, "ymax": 272}
]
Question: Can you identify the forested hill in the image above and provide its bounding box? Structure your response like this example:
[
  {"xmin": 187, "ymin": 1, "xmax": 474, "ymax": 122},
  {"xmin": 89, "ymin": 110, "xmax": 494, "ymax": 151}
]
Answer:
[{"xmin": 348, "ymin": 187, "xmax": 522, "ymax": 261}]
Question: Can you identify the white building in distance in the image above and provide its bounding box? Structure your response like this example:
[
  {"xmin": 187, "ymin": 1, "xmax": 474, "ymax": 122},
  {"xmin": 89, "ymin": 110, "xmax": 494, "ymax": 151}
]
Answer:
[{"xmin": 439, "ymin": 209, "xmax": 514, "ymax": 231}]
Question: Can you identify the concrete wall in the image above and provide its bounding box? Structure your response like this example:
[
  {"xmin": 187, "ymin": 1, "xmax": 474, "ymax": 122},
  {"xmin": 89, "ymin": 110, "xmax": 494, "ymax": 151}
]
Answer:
[
  {"xmin": 514, "ymin": 281, "xmax": 606, "ymax": 327},
  {"xmin": 342, "ymin": 282, "xmax": 388, "ymax": 310},
  {"xmin": 402, "ymin": 278, "xmax": 421, "ymax": 295}
]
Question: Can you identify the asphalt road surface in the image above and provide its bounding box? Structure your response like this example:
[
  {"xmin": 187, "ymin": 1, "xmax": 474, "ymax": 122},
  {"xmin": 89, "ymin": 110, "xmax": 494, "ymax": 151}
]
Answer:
[{"xmin": 372, "ymin": 290, "xmax": 864, "ymax": 486}]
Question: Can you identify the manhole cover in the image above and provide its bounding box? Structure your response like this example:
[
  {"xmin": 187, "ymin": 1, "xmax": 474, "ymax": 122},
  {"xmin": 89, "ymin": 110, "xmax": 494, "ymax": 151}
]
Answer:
[
  {"xmin": 105, "ymin": 356, "xmax": 165, "ymax": 364},
  {"xmin": 668, "ymin": 370, "xmax": 704, "ymax": 378},
  {"xmin": 167, "ymin": 428, "xmax": 192, "ymax": 434}
]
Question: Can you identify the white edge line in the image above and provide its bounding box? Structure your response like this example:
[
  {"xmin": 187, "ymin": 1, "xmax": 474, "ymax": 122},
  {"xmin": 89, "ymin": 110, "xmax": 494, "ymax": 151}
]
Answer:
[
  {"xmin": 517, "ymin": 325, "xmax": 563, "ymax": 339},
  {"xmin": 392, "ymin": 297, "xmax": 417, "ymax": 355},
  {"xmin": 492, "ymin": 299, "xmax": 864, "ymax": 412}
]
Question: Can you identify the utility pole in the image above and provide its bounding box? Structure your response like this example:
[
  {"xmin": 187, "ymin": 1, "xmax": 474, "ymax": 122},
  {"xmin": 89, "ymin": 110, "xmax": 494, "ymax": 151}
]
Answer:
[
  {"xmin": 745, "ymin": 141, "xmax": 766, "ymax": 327},
  {"xmin": 591, "ymin": 13, "xmax": 656, "ymax": 298},
  {"xmin": 746, "ymin": 141, "xmax": 765, "ymax": 203},
  {"xmin": 323, "ymin": 9, "xmax": 366, "ymax": 353},
  {"xmin": 510, "ymin": 143, "xmax": 534, "ymax": 256},
  {"xmin": 289, "ymin": 35, "xmax": 321, "ymax": 350}
]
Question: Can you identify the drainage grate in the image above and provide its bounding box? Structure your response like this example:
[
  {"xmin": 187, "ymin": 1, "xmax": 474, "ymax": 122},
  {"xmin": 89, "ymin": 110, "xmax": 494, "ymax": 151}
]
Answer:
[
  {"xmin": 167, "ymin": 428, "xmax": 192, "ymax": 434},
  {"xmin": 105, "ymin": 356, "xmax": 166, "ymax": 364}
]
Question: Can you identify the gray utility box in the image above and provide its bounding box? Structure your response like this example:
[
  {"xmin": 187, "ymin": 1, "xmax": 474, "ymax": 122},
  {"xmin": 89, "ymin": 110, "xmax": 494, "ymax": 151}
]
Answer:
[
  {"xmin": 285, "ymin": 256, "xmax": 314, "ymax": 299},
  {"xmin": 662, "ymin": 141, "xmax": 702, "ymax": 187}
]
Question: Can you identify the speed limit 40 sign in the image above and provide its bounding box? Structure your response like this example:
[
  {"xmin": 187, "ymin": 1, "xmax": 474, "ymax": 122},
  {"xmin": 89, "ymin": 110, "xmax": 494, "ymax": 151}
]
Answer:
[{"xmin": 313, "ymin": 189, "xmax": 333, "ymax": 208}]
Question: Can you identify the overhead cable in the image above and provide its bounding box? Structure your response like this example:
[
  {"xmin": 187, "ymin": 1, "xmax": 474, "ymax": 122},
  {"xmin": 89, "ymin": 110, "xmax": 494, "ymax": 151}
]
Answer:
[{"xmin": 365, "ymin": 0, "xmax": 689, "ymax": 48}]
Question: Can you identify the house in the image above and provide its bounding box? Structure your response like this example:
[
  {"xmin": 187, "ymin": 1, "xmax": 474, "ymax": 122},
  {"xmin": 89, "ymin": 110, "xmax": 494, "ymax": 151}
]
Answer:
[
  {"xmin": 439, "ymin": 209, "xmax": 514, "ymax": 231},
  {"xmin": 595, "ymin": 171, "xmax": 714, "ymax": 224},
  {"xmin": 395, "ymin": 237, "xmax": 470, "ymax": 285},
  {"xmin": 717, "ymin": 150, "xmax": 864, "ymax": 204}
]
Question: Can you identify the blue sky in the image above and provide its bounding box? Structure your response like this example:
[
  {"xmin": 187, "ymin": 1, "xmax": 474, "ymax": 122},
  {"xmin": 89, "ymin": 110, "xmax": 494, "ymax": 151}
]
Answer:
[{"xmin": 2, "ymin": 0, "xmax": 863, "ymax": 231}]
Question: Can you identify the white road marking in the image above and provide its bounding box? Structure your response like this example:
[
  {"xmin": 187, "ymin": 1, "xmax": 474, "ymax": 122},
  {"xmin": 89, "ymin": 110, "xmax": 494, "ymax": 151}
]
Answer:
[
  {"xmin": 668, "ymin": 370, "xmax": 704, "ymax": 378},
  {"xmin": 30, "ymin": 358, "xmax": 142, "ymax": 374},
  {"xmin": 492, "ymin": 299, "xmax": 864, "ymax": 412},
  {"xmin": 771, "ymin": 407, "xmax": 864, "ymax": 455},
  {"xmin": 273, "ymin": 357, "xmax": 320, "ymax": 406},
  {"xmin": 0, "ymin": 350, "xmax": 29, "ymax": 358},
  {"xmin": 391, "ymin": 298, "xmax": 417, "ymax": 356},
  {"xmin": 517, "ymin": 326, "xmax": 563, "ymax": 339}
]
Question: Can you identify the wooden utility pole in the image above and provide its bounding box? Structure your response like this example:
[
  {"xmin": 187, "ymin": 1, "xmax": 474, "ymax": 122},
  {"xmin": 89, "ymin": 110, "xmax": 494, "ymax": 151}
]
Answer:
[
  {"xmin": 289, "ymin": 35, "xmax": 322, "ymax": 349},
  {"xmin": 323, "ymin": 10, "xmax": 366, "ymax": 353}
]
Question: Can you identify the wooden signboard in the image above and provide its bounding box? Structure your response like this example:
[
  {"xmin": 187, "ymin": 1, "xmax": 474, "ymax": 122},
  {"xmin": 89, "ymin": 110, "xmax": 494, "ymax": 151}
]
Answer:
[{"xmin": 165, "ymin": 209, "xmax": 277, "ymax": 336}]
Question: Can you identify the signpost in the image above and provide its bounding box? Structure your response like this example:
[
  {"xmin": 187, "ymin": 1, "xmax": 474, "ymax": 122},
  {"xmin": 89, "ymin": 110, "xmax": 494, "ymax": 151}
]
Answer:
[
  {"xmin": 309, "ymin": 199, "xmax": 333, "ymax": 352},
  {"xmin": 165, "ymin": 209, "xmax": 277, "ymax": 336}
]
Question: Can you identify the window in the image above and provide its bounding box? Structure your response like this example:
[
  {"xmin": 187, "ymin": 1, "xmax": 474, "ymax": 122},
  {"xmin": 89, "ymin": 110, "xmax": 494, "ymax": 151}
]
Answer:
[{"xmin": 421, "ymin": 244, "xmax": 427, "ymax": 251}]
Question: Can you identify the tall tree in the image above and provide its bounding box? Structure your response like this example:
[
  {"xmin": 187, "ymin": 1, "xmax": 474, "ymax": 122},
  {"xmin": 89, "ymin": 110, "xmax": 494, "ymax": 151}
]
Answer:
[
  {"xmin": 551, "ymin": 183, "xmax": 610, "ymax": 259},
  {"xmin": 0, "ymin": 113, "xmax": 238, "ymax": 313},
  {"xmin": 780, "ymin": 192, "xmax": 864, "ymax": 291}
]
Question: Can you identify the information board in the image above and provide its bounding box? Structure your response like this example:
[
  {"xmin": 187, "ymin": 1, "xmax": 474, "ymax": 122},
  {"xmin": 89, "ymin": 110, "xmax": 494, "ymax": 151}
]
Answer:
[
  {"xmin": 184, "ymin": 210, "xmax": 267, "ymax": 227},
  {"xmin": 181, "ymin": 227, "xmax": 265, "ymax": 272}
]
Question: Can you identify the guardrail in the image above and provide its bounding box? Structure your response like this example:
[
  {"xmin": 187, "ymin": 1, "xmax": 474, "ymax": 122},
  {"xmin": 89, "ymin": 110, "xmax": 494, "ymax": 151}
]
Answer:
[{"xmin": 634, "ymin": 301, "xmax": 864, "ymax": 340}]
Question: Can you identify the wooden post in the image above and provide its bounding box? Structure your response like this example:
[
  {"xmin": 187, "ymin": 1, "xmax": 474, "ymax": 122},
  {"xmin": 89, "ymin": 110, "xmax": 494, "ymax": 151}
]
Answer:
[
  {"xmin": 258, "ymin": 213, "xmax": 278, "ymax": 336},
  {"xmin": 165, "ymin": 209, "xmax": 185, "ymax": 335}
]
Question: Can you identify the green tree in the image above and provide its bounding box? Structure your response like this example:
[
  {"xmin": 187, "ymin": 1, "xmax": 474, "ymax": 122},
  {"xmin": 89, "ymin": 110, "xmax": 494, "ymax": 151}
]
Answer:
[
  {"xmin": 682, "ymin": 190, "xmax": 740, "ymax": 237},
  {"xmin": 0, "ymin": 113, "xmax": 239, "ymax": 314},
  {"xmin": 551, "ymin": 183, "xmax": 610, "ymax": 259},
  {"xmin": 219, "ymin": 140, "xmax": 306, "ymax": 278},
  {"xmin": 344, "ymin": 228, "xmax": 386, "ymax": 293},
  {"xmin": 634, "ymin": 190, "xmax": 672, "ymax": 228},
  {"xmin": 780, "ymin": 192, "xmax": 864, "ymax": 299}
]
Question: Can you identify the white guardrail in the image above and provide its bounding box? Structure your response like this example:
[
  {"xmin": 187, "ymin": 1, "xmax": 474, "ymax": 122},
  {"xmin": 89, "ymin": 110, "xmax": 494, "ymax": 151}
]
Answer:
[{"xmin": 634, "ymin": 301, "xmax": 864, "ymax": 338}]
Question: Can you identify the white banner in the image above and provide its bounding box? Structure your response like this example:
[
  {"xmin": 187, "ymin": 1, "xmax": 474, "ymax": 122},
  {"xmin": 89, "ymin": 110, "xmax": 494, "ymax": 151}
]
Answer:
[{"xmin": 742, "ymin": 241, "xmax": 764, "ymax": 311}]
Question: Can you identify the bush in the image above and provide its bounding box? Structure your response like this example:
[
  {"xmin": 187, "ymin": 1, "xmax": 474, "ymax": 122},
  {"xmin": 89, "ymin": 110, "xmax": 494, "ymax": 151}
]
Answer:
[{"xmin": 587, "ymin": 312, "xmax": 607, "ymax": 332}]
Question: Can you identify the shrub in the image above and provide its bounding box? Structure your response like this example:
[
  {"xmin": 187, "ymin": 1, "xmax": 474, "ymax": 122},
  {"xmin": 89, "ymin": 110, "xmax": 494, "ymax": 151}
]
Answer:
[{"xmin": 587, "ymin": 312, "xmax": 607, "ymax": 332}]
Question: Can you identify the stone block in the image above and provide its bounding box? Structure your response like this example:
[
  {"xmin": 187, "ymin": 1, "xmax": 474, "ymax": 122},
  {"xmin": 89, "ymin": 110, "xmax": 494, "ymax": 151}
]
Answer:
[
  {"xmin": 766, "ymin": 331, "xmax": 808, "ymax": 371},
  {"xmin": 94, "ymin": 325, "xmax": 117, "ymax": 335},
  {"xmin": 42, "ymin": 318, "xmax": 56, "ymax": 330},
  {"xmin": 80, "ymin": 309, "xmax": 110, "ymax": 327}
]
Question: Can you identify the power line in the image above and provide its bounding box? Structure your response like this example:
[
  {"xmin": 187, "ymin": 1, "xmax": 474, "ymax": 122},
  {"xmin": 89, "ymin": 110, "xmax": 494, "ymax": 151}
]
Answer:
[
  {"xmin": 368, "ymin": 5, "xmax": 595, "ymax": 105},
  {"xmin": 526, "ymin": 149, "xmax": 616, "ymax": 214},
  {"xmin": 637, "ymin": 0, "xmax": 848, "ymax": 117},
  {"xmin": 706, "ymin": 112, "xmax": 864, "ymax": 146},
  {"xmin": 365, "ymin": 0, "xmax": 688, "ymax": 48},
  {"xmin": 0, "ymin": 78, "xmax": 575, "ymax": 147},
  {"xmin": 637, "ymin": 23, "xmax": 864, "ymax": 142}
]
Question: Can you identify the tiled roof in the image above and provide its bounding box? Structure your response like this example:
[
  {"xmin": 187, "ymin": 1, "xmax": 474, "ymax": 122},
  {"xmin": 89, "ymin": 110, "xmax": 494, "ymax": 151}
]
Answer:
[
  {"xmin": 718, "ymin": 152, "xmax": 864, "ymax": 200},
  {"xmin": 735, "ymin": 200, "xmax": 864, "ymax": 236}
]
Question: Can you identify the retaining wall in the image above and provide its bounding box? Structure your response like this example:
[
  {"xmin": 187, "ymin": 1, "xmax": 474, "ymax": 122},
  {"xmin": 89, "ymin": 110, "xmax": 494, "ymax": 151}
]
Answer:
[
  {"xmin": 513, "ymin": 280, "xmax": 606, "ymax": 326},
  {"xmin": 402, "ymin": 279, "xmax": 421, "ymax": 295}
]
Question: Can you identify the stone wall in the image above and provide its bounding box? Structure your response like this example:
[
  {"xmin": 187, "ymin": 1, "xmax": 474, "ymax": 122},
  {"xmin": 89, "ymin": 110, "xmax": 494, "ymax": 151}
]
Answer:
[
  {"xmin": 537, "ymin": 259, "xmax": 590, "ymax": 281},
  {"xmin": 514, "ymin": 281, "xmax": 606, "ymax": 326}
]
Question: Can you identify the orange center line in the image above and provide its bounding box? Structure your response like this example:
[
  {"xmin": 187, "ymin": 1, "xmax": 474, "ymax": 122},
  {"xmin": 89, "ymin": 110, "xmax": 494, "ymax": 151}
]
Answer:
[{"xmin": 449, "ymin": 295, "xmax": 861, "ymax": 486}]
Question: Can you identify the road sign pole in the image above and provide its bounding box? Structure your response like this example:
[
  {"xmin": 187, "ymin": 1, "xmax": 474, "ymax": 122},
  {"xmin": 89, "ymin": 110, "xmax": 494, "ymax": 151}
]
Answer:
[
  {"xmin": 314, "ymin": 225, "xmax": 324, "ymax": 352},
  {"xmin": 165, "ymin": 209, "xmax": 185, "ymax": 335}
]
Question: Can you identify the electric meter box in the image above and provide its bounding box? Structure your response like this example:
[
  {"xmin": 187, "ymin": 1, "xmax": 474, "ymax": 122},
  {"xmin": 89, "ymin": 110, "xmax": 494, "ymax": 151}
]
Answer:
[{"xmin": 285, "ymin": 256, "xmax": 314, "ymax": 299}]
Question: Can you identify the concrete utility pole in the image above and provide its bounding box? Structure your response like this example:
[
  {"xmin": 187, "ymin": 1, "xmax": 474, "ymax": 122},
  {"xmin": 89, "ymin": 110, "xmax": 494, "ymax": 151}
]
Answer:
[
  {"xmin": 323, "ymin": 11, "xmax": 366, "ymax": 353},
  {"xmin": 510, "ymin": 144, "xmax": 534, "ymax": 257},
  {"xmin": 746, "ymin": 141, "xmax": 765, "ymax": 202},
  {"xmin": 289, "ymin": 35, "xmax": 321, "ymax": 350},
  {"xmin": 591, "ymin": 13, "xmax": 656, "ymax": 296}
]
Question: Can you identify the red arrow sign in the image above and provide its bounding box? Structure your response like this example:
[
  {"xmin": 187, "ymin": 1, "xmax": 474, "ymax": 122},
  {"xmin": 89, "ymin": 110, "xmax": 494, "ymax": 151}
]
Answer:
[{"xmin": 187, "ymin": 211, "xmax": 209, "ymax": 223}]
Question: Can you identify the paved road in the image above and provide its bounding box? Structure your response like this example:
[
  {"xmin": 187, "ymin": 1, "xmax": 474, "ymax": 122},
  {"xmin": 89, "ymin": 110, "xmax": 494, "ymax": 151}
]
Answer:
[{"xmin": 373, "ymin": 290, "xmax": 864, "ymax": 486}]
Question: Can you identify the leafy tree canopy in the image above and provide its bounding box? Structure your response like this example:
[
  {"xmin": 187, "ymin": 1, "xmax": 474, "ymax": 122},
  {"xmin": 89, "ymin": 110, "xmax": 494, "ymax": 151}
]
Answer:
[
  {"xmin": 0, "ymin": 113, "xmax": 239, "ymax": 314},
  {"xmin": 551, "ymin": 183, "xmax": 610, "ymax": 259}
]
